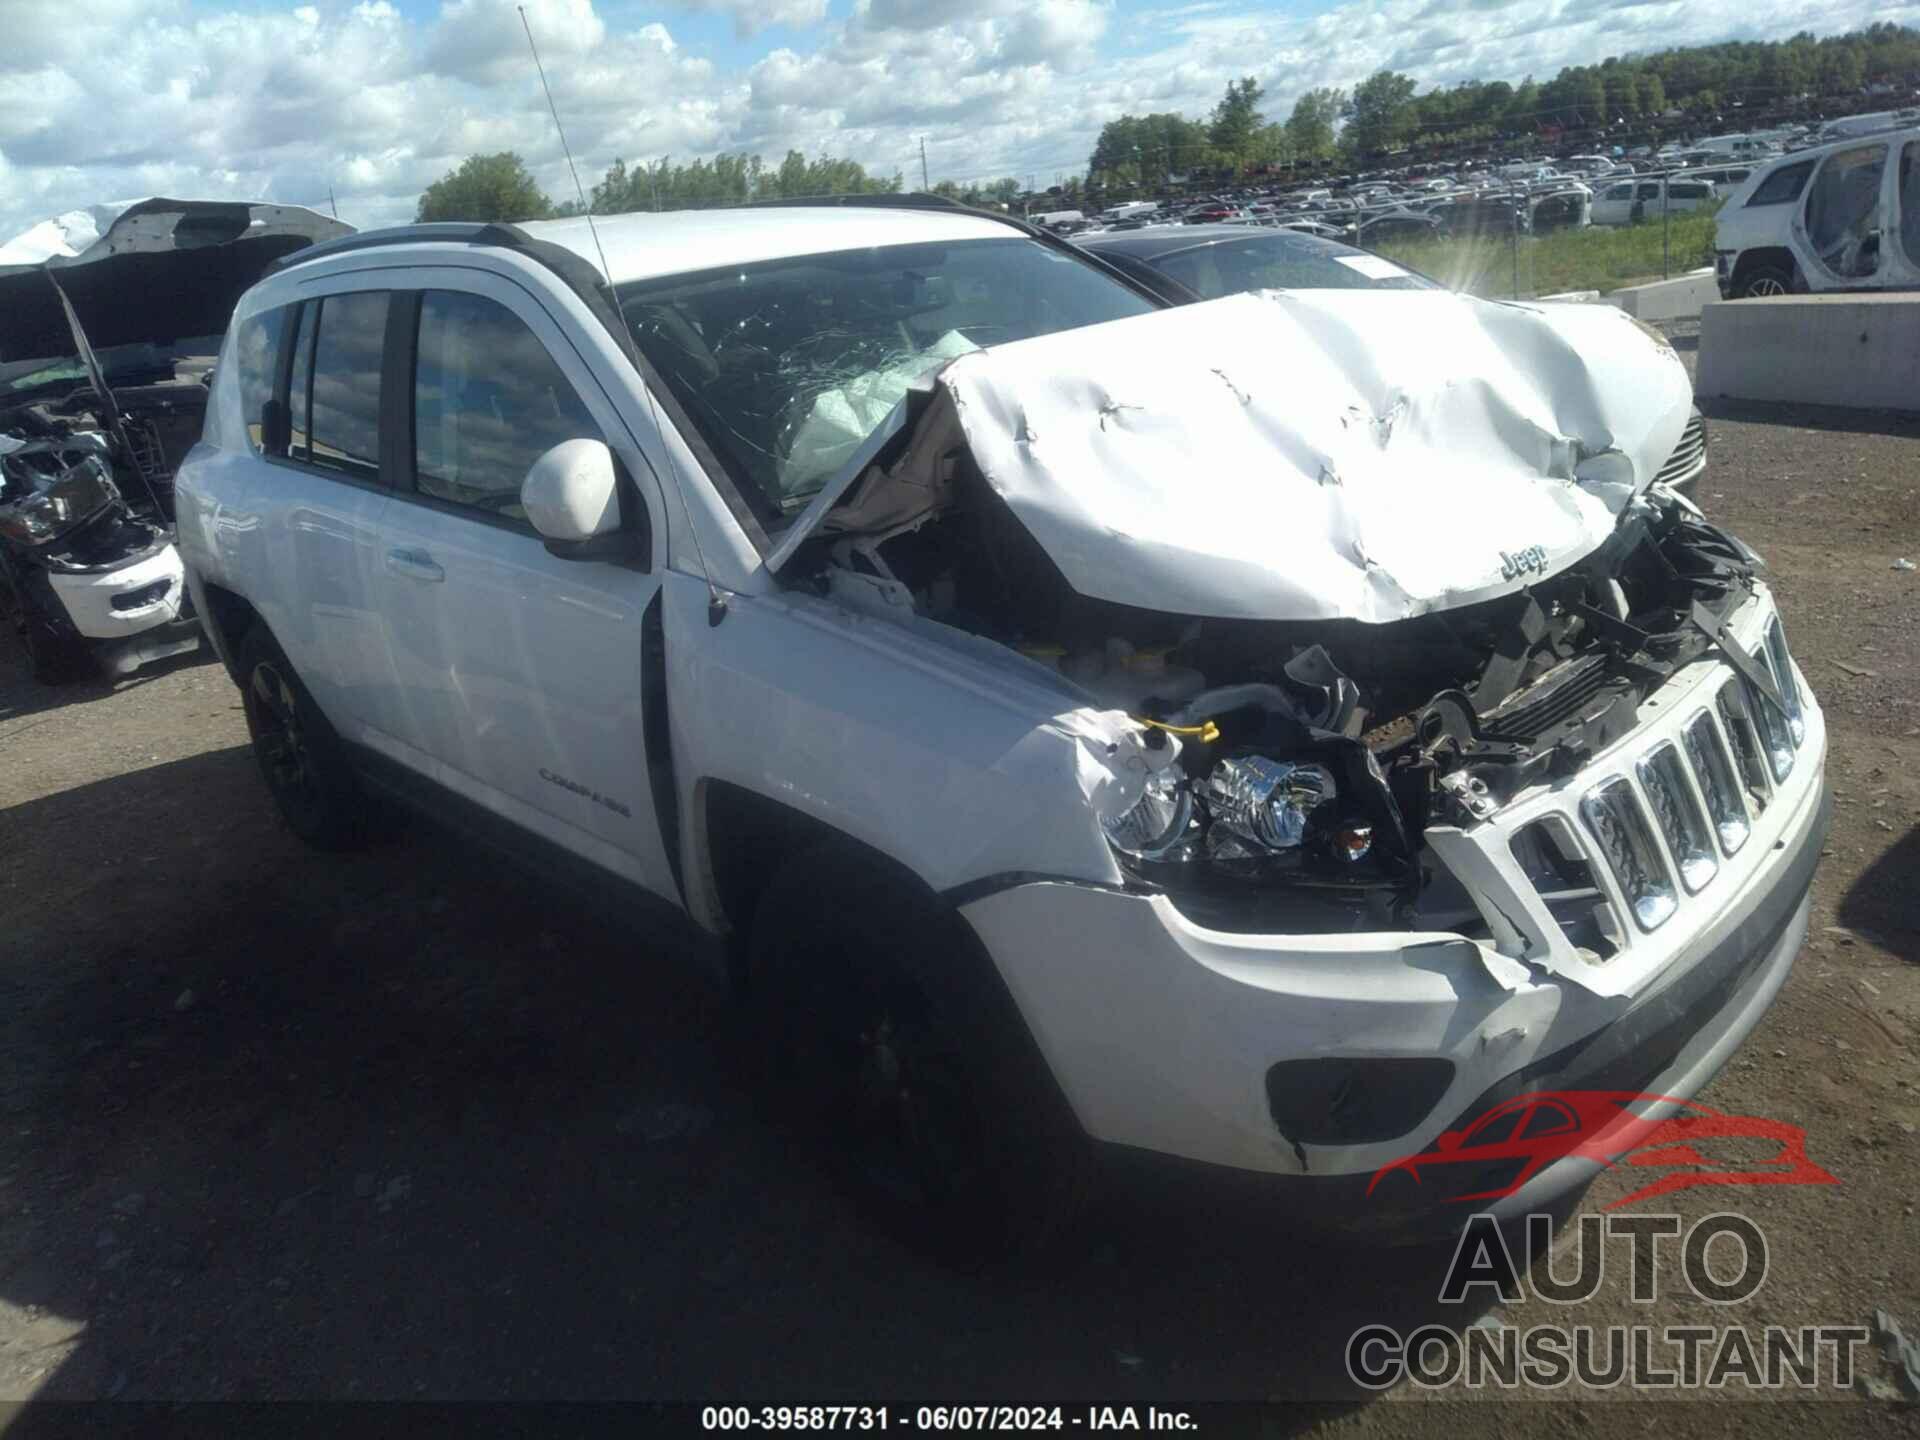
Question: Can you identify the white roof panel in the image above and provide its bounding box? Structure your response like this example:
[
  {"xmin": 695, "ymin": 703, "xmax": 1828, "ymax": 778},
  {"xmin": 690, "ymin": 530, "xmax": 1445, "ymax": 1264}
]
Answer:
[{"xmin": 519, "ymin": 206, "xmax": 1019, "ymax": 286}]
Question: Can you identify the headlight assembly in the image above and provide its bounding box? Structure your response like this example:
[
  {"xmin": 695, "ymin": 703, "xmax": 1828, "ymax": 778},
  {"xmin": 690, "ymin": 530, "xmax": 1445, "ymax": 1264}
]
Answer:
[
  {"xmin": 0, "ymin": 452, "xmax": 120, "ymax": 547},
  {"xmin": 1100, "ymin": 764, "xmax": 1196, "ymax": 862},
  {"xmin": 1201, "ymin": 756, "xmax": 1337, "ymax": 858},
  {"xmin": 1099, "ymin": 743, "xmax": 1388, "ymax": 887}
]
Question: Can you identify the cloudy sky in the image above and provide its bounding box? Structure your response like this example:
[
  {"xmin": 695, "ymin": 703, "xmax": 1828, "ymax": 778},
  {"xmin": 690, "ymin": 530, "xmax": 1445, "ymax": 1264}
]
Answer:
[{"xmin": 1, "ymin": 0, "xmax": 1913, "ymax": 237}]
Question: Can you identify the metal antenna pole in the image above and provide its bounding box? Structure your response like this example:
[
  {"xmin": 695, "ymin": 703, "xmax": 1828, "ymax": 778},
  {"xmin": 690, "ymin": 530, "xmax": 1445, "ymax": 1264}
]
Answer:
[
  {"xmin": 919, "ymin": 137, "xmax": 930, "ymax": 191},
  {"xmin": 518, "ymin": 5, "xmax": 728, "ymax": 625}
]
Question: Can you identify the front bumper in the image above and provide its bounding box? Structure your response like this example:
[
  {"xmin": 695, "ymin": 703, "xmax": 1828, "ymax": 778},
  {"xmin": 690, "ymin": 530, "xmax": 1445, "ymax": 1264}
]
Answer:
[
  {"xmin": 47, "ymin": 543, "xmax": 187, "ymax": 640},
  {"xmin": 45, "ymin": 543, "xmax": 201, "ymax": 674},
  {"xmin": 960, "ymin": 591, "xmax": 1827, "ymax": 1226}
]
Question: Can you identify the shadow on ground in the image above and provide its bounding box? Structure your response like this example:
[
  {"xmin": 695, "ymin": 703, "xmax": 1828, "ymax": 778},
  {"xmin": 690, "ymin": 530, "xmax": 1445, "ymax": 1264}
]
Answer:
[
  {"xmin": 0, "ymin": 749, "xmax": 1503, "ymax": 1410},
  {"xmin": 1696, "ymin": 397, "xmax": 1920, "ymax": 437},
  {"xmin": 1837, "ymin": 820, "xmax": 1920, "ymax": 958},
  {"xmin": 0, "ymin": 642, "xmax": 213, "ymax": 737}
]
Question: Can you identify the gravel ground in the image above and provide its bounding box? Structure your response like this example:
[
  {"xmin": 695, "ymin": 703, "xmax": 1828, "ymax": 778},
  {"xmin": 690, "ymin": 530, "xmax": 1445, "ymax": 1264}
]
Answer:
[{"xmin": 1, "ymin": 379, "xmax": 1916, "ymax": 1432}]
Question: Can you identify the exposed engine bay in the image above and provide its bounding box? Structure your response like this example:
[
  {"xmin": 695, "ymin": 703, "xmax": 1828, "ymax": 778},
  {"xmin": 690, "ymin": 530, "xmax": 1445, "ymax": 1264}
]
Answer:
[
  {"xmin": 0, "ymin": 354, "xmax": 208, "ymax": 534},
  {"xmin": 793, "ymin": 440, "xmax": 1759, "ymax": 931}
]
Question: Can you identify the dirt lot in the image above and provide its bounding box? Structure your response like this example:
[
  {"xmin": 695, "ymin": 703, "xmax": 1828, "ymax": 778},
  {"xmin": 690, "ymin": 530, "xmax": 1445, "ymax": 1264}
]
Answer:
[{"xmin": 2, "ymin": 373, "xmax": 1917, "ymax": 1432}]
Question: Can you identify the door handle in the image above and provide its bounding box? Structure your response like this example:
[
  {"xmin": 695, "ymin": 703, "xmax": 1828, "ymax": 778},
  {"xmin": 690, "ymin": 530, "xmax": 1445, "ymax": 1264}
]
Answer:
[{"xmin": 385, "ymin": 547, "xmax": 445, "ymax": 583}]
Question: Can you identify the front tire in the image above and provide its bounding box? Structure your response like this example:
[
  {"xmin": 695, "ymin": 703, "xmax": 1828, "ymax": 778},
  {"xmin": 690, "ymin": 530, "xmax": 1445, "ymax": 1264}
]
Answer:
[
  {"xmin": 1737, "ymin": 265, "xmax": 1792, "ymax": 298},
  {"xmin": 237, "ymin": 627, "xmax": 371, "ymax": 850},
  {"xmin": 3, "ymin": 572, "xmax": 89, "ymax": 683},
  {"xmin": 745, "ymin": 853, "xmax": 1089, "ymax": 1259}
]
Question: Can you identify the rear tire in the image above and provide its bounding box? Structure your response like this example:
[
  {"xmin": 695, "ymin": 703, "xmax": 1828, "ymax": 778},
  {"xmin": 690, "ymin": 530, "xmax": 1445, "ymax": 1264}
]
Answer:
[
  {"xmin": 237, "ymin": 626, "xmax": 371, "ymax": 850},
  {"xmin": 744, "ymin": 852, "xmax": 1089, "ymax": 1261}
]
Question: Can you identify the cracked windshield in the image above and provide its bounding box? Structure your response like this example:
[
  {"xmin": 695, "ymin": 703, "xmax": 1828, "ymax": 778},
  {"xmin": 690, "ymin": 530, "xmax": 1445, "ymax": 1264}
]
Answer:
[{"xmin": 619, "ymin": 237, "xmax": 1153, "ymax": 518}]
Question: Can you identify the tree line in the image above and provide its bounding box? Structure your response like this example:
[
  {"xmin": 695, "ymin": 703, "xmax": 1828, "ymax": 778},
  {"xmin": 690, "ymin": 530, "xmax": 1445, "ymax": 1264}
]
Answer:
[
  {"xmin": 415, "ymin": 149, "xmax": 902, "ymax": 224},
  {"xmin": 1086, "ymin": 22, "xmax": 1920, "ymax": 184},
  {"xmin": 413, "ymin": 23, "xmax": 1920, "ymax": 221}
]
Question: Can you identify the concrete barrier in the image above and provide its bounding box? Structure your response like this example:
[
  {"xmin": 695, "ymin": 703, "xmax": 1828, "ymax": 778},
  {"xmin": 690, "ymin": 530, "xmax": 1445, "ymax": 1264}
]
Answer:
[
  {"xmin": 1606, "ymin": 267, "xmax": 1719, "ymax": 322},
  {"xmin": 1696, "ymin": 293, "xmax": 1920, "ymax": 412}
]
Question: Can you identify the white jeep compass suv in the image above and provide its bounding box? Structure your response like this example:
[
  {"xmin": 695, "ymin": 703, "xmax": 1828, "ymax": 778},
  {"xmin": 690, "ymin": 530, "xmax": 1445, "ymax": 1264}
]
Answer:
[{"xmin": 175, "ymin": 199, "xmax": 1828, "ymax": 1245}]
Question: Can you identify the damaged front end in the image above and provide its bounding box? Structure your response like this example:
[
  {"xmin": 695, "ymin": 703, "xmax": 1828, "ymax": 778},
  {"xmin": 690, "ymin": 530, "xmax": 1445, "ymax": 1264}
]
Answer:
[
  {"xmin": 0, "ymin": 408, "xmax": 195, "ymax": 679},
  {"xmin": 0, "ymin": 198, "xmax": 350, "ymax": 679},
  {"xmin": 1067, "ymin": 496, "xmax": 1773, "ymax": 943},
  {"xmin": 764, "ymin": 289, "xmax": 1792, "ymax": 974}
]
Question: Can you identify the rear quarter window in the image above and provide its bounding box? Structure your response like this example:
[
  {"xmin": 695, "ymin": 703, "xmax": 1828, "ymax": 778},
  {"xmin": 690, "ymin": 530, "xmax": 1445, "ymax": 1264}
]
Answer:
[
  {"xmin": 1746, "ymin": 159, "xmax": 1815, "ymax": 206},
  {"xmin": 233, "ymin": 307, "xmax": 287, "ymax": 455}
]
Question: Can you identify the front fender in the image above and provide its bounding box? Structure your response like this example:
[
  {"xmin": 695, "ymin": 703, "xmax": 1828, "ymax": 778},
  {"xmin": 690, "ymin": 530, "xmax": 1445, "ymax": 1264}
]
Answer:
[{"xmin": 659, "ymin": 570, "xmax": 1136, "ymax": 931}]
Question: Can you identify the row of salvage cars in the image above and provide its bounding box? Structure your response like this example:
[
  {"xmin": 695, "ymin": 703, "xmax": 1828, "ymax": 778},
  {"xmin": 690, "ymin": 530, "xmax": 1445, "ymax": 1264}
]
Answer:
[{"xmin": 0, "ymin": 200, "xmax": 349, "ymax": 680}]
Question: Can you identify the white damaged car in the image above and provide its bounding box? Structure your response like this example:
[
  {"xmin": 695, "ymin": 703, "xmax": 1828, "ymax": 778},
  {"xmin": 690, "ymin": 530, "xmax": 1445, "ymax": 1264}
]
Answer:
[
  {"xmin": 0, "ymin": 198, "xmax": 350, "ymax": 681},
  {"xmin": 174, "ymin": 202, "xmax": 1827, "ymax": 1245}
]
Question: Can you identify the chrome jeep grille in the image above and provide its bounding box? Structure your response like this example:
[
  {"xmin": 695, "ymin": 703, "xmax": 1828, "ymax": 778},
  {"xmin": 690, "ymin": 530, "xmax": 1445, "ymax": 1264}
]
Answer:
[
  {"xmin": 1653, "ymin": 412, "xmax": 1706, "ymax": 488},
  {"xmin": 1519, "ymin": 619, "xmax": 1804, "ymax": 950}
]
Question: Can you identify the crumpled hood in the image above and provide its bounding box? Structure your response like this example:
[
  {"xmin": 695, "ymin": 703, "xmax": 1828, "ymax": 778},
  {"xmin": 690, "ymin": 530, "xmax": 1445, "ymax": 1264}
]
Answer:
[{"xmin": 939, "ymin": 289, "xmax": 1693, "ymax": 623}]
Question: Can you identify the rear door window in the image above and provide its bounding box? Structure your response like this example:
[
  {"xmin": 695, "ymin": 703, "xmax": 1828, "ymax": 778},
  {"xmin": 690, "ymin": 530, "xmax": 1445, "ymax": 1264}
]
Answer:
[
  {"xmin": 1806, "ymin": 144, "xmax": 1888, "ymax": 281},
  {"xmin": 306, "ymin": 292, "xmax": 389, "ymax": 482}
]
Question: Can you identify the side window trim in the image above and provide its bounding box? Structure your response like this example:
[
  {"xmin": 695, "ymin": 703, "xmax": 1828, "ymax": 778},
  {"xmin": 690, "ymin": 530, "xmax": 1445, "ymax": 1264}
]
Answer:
[
  {"xmin": 380, "ymin": 290, "xmax": 421, "ymax": 495},
  {"xmin": 290, "ymin": 299, "xmax": 318, "ymax": 462},
  {"xmin": 266, "ymin": 302, "xmax": 300, "ymax": 449}
]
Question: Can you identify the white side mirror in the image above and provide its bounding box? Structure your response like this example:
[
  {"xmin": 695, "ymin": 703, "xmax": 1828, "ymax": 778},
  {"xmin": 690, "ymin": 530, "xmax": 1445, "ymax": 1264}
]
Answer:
[{"xmin": 522, "ymin": 438, "xmax": 621, "ymax": 544}]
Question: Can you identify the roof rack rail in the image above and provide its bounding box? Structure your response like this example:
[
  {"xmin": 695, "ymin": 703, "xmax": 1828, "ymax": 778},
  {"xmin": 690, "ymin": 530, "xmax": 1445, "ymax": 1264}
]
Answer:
[
  {"xmin": 264, "ymin": 221, "xmax": 535, "ymax": 274},
  {"xmin": 746, "ymin": 190, "xmax": 1038, "ymax": 235},
  {"xmin": 747, "ymin": 191, "xmax": 976, "ymax": 213}
]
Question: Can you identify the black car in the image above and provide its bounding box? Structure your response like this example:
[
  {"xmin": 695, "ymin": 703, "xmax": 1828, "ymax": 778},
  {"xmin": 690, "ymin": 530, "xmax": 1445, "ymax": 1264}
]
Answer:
[
  {"xmin": 1352, "ymin": 210, "xmax": 1444, "ymax": 244},
  {"xmin": 1076, "ymin": 223, "xmax": 1439, "ymax": 304},
  {"xmin": 1438, "ymin": 195, "xmax": 1530, "ymax": 237}
]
